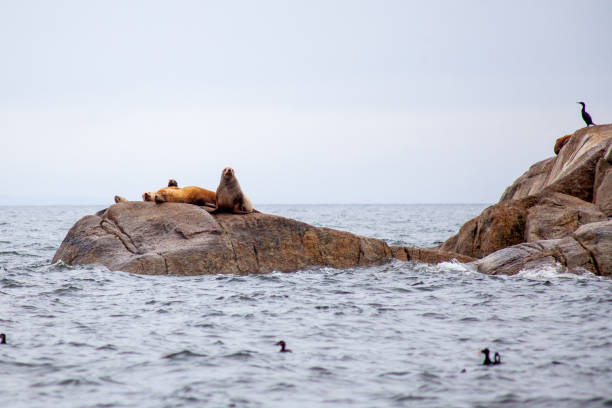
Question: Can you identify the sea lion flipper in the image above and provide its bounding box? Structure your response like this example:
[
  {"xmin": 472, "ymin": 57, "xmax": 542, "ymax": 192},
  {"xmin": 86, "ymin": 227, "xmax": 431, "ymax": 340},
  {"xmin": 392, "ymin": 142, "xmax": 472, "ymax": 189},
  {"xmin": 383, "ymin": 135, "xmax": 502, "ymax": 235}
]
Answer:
[{"xmin": 204, "ymin": 206, "xmax": 220, "ymax": 214}]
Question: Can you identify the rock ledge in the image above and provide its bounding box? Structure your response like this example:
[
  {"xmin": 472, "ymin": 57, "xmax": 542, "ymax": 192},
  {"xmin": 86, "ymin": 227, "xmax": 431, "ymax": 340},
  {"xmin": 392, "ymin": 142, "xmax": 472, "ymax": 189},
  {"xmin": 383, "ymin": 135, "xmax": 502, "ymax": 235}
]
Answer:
[{"xmin": 53, "ymin": 201, "xmax": 396, "ymax": 275}]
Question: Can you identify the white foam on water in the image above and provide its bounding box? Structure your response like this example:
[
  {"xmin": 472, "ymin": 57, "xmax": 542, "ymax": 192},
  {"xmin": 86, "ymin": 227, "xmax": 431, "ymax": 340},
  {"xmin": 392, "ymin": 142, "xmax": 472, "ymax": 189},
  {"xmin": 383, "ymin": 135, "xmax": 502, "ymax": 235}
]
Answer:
[
  {"xmin": 515, "ymin": 263, "xmax": 599, "ymax": 280},
  {"xmin": 436, "ymin": 260, "xmax": 476, "ymax": 273}
]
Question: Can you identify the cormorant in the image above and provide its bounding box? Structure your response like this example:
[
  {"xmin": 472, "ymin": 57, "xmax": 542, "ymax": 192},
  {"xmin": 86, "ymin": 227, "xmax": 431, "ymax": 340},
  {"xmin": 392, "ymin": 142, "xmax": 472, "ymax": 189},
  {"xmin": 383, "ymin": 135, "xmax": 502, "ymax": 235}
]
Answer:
[
  {"xmin": 479, "ymin": 348, "xmax": 501, "ymax": 365},
  {"xmin": 275, "ymin": 340, "xmax": 292, "ymax": 353},
  {"xmin": 577, "ymin": 102, "xmax": 595, "ymax": 127},
  {"xmin": 0, "ymin": 334, "xmax": 6, "ymax": 344}
]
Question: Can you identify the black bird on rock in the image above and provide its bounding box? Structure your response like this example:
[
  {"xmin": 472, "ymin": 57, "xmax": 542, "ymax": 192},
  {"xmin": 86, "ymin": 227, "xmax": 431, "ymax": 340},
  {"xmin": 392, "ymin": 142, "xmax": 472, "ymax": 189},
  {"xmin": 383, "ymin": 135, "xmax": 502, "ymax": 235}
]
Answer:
[
  {"xmin": 479, "ymin": 348, "xmax": 501, "ymax": 365},
  {"xmin": 577, "ymin": 102, "xmax": 595, "ymax": 127}
]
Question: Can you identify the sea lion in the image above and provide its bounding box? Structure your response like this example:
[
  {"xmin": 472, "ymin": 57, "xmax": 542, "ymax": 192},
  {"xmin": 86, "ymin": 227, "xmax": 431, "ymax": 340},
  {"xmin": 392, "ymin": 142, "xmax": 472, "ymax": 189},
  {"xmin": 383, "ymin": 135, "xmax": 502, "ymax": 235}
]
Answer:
[
  {"xmin": 114, "ymin": 195, "xmax": 128, "ymax": 203},
  {"xmin": 210, "ymin": 167, "xmax": 255, "ymax": 214},
  {"xmin": 142, "ymin": 179, "xmax": 216, "ymax": 207},
  {"xmin": 554, "ymin": 134, "xmax": 571, "ymax": 155},
  {"xmin": 142, "ymin": 180, "xmax": 178, "ymax": 202}
]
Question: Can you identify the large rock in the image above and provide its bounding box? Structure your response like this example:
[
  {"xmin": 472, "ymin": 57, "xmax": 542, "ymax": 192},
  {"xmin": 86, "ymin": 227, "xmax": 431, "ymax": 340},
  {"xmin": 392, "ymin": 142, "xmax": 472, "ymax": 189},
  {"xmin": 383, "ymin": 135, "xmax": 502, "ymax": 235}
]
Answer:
[
  {"xmin": 441, "ymin": 192, "xmax": 606, "ymax": 259},
  {"xmin": 573, "ymin": 220, "xmax": 612, "ymax": 276},
  {"xmin": 52, "ymin": 202, "xmax": 393, "ymax": 275},
  {"xmin": 474, "ymin": 237, "xmax": 595, "ymax": 275},
  {"xmin": 445, "ymin": 126, "xmax": 612, "ymax": 275},
  {"xmin": 594, "ymin": 152, "xmax": 612, "ymax": 216},
  {"xmin": 499, "ymin": 158, "xmax": 555, "ymax": 202},
  {"xmin": 440, "ymin": 196, "xmax": 537, "ymax": 258},
  {"xmin": 475, "ymin": 220, "xmax": 612, "ymax": 276},
  {"xmin": 443, "ymin": 125, "xmax": 612, "ymax": 274},
  {"xmin": 524, "ymin": 193, "xmax": 606, "ymax": 242},
  {"xmin": 501, "ymin": 125, "xmax": 612, "ymax": 202}
]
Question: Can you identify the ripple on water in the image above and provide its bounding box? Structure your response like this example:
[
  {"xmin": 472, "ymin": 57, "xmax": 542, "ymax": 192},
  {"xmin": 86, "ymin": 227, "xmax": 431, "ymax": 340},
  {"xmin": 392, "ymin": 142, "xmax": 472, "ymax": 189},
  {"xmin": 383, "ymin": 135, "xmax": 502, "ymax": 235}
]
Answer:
[
  {"xmin": 1, "ymin": 277, "xmax": 26, "ymax": 288},
  {"xmin": 222, "ymin": 350, "xmax": 257, "ymax": 361},
  {"xmin": 163, "ymin": 350, "xmax": 208, "ymax": 360}
]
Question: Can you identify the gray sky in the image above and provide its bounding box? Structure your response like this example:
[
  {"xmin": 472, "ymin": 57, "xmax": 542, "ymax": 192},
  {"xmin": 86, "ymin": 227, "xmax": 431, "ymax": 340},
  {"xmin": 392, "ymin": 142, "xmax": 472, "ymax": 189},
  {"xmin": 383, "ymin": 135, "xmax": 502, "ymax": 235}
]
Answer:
[{"xmin": 1, "ymin": 0, "xmax": 611, "ymax": 205}]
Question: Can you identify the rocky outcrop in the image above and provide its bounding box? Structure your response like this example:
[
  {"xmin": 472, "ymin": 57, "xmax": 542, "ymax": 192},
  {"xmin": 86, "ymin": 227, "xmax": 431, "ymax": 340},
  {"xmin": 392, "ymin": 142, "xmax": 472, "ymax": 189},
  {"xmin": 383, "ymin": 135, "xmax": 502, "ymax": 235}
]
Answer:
[
  {"xmin": 499, "ymin": 158, "xmax": 555, "ymax": 202},
  {"xmin": 573, "ymin": 220, "xmax": 612, "ymax": 275},
  {"xmin": 440, "ymin": 196, "xmax": 537, "ymax": 258},
  {"xmin": 594, "ymin": 147, "xmax": 612, "ymax": 216},
  {"xmin": 501, "ymin": 125, "xmax": 612, "ymax": 203},
  {"xmin": 53, "ymin": 201, "xmax": 394, "ymax": 275},
  {"xmin": 53, "ymin": 124, "xmax": 612, "ymax": 277},
  {"xmin": 475, "ymin": 220, "xmax": 611, "ymax": 276},
  {"xmin": 524, "ymin": 193, "xmax": 606, "ymax": 241},
  {"xmin": 440, "ymin": 192, "xmax": 606, "ymax": 259},
  {"xmin": 445, "ymin": 124, "xmax": 612, "ymax": 276}
]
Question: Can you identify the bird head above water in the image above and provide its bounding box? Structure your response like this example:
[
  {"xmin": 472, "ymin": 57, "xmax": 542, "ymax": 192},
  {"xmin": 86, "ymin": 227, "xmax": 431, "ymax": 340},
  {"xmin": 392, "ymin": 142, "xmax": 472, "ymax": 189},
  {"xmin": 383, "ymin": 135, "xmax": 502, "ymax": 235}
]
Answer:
[
  {"xmin": 0, "ymin": 333, "xmax": 6, "ymax": 344},
  {"xmin": 479, "ymin": 348, "xmax": 492, "ymax": 365},
  {"xmin": 275, "ymin": 340, "xmax": 292, "ymax": 353},
  {"xmin": 479, "ymin": 348, "xmax": 502, "ymax": 365}
]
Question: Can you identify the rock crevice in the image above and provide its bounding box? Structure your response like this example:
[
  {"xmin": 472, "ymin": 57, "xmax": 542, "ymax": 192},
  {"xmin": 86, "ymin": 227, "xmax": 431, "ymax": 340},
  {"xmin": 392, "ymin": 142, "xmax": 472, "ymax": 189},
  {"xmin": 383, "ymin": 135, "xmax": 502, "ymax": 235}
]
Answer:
[{"xmin": 100, "ymin": 219, "xmax": 140, "ymax": 255}]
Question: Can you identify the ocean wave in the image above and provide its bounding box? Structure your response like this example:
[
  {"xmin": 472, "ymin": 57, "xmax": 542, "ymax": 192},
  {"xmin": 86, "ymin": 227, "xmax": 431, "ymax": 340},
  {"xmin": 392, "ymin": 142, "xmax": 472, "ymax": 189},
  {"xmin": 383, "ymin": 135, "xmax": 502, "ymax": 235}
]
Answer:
[
  {"xmin": 163, "ymin": 350, "xmax": 208, "ymax": 360},
  {"xmin": 436, "ymin": 260, "xmax": 477, "ymax": 273}
]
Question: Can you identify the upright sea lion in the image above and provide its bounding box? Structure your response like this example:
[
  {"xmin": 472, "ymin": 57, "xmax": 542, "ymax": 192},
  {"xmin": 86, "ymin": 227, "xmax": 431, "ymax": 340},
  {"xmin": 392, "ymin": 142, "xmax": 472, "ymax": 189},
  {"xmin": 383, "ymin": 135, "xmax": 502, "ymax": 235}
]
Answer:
[
  {"xmin": 142, "ymin": 179, "xmax": 216, "ymax": 207},
  {"xmin": 210, "ymin": 167, "xmax": 255, "ymax": 214}
]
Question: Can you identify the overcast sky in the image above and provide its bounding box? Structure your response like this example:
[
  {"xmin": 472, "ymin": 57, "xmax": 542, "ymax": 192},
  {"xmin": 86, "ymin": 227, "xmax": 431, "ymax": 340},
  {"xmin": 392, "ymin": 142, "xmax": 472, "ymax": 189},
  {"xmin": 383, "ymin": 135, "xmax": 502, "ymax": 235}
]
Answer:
[{"xmin": 1, "ymin": 0, "xmax": 611, "ymax": 205}]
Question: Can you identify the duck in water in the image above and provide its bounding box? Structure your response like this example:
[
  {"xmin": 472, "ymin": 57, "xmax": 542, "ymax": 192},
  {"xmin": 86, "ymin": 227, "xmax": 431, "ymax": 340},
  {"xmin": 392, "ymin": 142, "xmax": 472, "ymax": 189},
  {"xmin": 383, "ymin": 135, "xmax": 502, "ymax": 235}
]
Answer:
[
  {"xmin": 479, "ymin": 348, "xmax": 501, "ymax": 365},
  {"xmin": 275, "ymin": 340, "xmax": 292, "ymax": 353},
  {"xmin": 0, "ymin": 334, "xmax": 6, "ymax": 344}
]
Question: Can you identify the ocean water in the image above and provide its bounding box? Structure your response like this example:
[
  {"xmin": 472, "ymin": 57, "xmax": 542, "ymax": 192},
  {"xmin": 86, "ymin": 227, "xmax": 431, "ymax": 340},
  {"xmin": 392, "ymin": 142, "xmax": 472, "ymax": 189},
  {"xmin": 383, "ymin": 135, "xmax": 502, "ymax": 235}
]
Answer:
[{"xmin": 1, "ymin": 204, "xmax": 611, "ymax": 408}]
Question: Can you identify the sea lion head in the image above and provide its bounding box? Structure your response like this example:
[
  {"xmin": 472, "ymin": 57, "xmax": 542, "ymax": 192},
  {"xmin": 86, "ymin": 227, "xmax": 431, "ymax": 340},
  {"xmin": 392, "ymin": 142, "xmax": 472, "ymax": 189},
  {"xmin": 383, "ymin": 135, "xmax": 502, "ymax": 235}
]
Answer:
[
  {"xmin": 167, "ymin": 179, "xmax": 178, "ymax": 187},
  {"xmin": 221, "ymin": 167, "xmax": 235, "ymax": 180},
  {"xmin": 154, "ymin": 192, "xmax": 167, "ymax": 204}
]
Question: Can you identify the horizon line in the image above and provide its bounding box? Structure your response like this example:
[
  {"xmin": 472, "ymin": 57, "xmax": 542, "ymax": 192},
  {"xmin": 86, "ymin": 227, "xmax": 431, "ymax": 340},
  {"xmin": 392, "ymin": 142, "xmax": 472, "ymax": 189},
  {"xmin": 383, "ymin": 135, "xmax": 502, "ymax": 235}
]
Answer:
[{"xmin": 0, "ymin": 202, "xmax": 492, "ymax": 207}]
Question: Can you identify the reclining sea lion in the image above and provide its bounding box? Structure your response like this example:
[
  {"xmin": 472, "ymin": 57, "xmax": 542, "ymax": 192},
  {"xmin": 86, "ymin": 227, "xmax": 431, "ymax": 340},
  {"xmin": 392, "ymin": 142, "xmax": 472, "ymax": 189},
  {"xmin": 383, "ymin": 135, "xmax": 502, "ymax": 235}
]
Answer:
[{"xmin": 143, "ymin": 179, "xmax": 216, "ymax": 207}]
